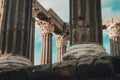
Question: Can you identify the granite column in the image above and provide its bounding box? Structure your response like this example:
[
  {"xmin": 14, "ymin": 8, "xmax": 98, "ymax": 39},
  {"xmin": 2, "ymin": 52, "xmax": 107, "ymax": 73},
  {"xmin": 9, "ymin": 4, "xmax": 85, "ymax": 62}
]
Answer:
[
  {"xmin": 37, "ymin": 20, "xmax": 54, "ymax": 64},
  {"xmin": 0, "ymin": 0, "xmax": 4, "ymax": 56},
  {"xmin": 63, "ymin": 0, "xmax": 107, "ymax": 61},
  {"xmin": 0, "ymin": 0, "xmax": 32, "ymax": 65},
  {"xmin": 70, "ymin": 0, "xmax": 103, "ymax": 45},
  {"xmin": 28, "ymin": 18, "xmax": 35, "ymax": 64}
]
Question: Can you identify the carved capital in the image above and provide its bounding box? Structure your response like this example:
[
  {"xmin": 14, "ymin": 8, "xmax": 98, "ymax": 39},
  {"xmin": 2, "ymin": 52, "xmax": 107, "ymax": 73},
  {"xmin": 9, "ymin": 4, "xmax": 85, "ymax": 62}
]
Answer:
[
  {"xmin": 0, "ymin": 0, "xmax": 4, "ymax": 8},
  {"xmin": 37, "ymin": 20, "xmax": 54, "ymax": 34},
  {"xmin": 56, "ymin": 34, "xmax": 68, "ymax": 48},
  {"xmin": 107, "ymin": 23, "xmax": 120, "ymax": 38}
]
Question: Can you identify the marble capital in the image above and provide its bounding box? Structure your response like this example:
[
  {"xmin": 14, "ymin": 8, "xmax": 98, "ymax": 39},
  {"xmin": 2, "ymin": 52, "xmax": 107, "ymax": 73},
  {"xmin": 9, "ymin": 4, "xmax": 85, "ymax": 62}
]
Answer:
[
  {"xmin": 56, "ymin": 34, "xmax": 68, "ymax": 48},
  {"xmin": 37, "ymin": 20, "xmax": 54, "ymax": 34},
  {"xmin": 107, "ymin": 23, "xmax": 120, "ymax": 38}
]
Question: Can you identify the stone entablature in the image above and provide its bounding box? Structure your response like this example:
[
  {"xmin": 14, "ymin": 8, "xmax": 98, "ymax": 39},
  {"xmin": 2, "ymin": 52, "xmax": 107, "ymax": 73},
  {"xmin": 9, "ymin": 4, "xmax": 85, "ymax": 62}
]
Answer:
[
  {"xmin": 48, "ymin": 8, "xmax": 64, "ymax": 27},
  {"xmin": 107, "ymin": 23, "xmax": 120, "ymax": 38},
  {"xmin": 56, "ymin": 34, "xmax": 68, "ymax": 48},
  {"xmin": 33, "ymin": 0, "xmax": 67, "ymax": 34},
  {"xmin": 37, "ymin": 20, "xmax": 54, "ymax": 34},
  {"xmin": 32, "ymin": 0, "xmax": 50, "ymax": 18}
]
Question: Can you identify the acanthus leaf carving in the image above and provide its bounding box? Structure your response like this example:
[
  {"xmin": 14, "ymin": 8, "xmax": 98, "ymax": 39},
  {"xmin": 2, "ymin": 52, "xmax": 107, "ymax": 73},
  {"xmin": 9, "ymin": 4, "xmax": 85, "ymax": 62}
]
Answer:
[
  {"xmin": 37, "ymin": 20, "xmax": 54, "ymax": 34},
  {"xmin": 107, "ymin": 22, "xmax": 120, "ymax": 38}
]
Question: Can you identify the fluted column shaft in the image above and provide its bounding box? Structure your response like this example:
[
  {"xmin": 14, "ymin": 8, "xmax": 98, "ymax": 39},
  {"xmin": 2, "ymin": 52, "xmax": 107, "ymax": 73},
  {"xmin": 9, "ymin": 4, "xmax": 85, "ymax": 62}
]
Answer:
[
  {"xmin": 70, "ymin": 0, "xmax": 102, "ymax": 46},
  {"xmin": 28, "ymin": 18, "xmax": 35, "ymax": 64},
  {"xmin": 56, "ymin": 34, "xmax": 68, "ymax": 62},
  {"xmin": 107, "ymin": 23, "xmax": 120, "ymax": 56},
  {"xmin": 0, "ymin": 0, "xmax": 4, "ymax": 27},
  {"xmin": 37, "ymin": 20, "xmax": 54, "ymax": 64},
  {"xmin": 1, "ymin": 0, "xmax": 32, "ymax": 58},
  {"xmin": 0, "ymin": 0, "xmax": 4, "ymax": 56}
]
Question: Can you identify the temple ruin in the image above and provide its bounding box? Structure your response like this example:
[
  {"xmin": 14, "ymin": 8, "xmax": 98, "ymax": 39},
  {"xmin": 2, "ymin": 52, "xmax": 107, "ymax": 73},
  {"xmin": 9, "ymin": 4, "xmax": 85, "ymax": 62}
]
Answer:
[{"xmin": 0, "ymin": 0, "xmax": 120, "ymax": 80}]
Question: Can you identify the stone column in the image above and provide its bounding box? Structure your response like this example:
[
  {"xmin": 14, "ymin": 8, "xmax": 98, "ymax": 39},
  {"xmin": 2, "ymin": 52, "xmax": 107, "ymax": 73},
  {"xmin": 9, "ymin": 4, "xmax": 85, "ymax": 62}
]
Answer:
[
  {"xmin": 0, "ymin": 0, "xmax": 33, "ymax": 67},
  {"xmin": 56, "ymin": 34, "xmax": 68, "ymax": 62},
  {"xmin": 28, "ymin": 18, "xmax": 35, "ymax": 64},
  {"xmin": 0, "ymin": 0, "xmax": 4, "ymax": 26},
  {"xmin": 70, "ymin": 0, "xmax": 102, "ymax": 45},
  {"xmin": 63, "ymin": 0, "xmax": 107, "ymax": 61},
  {"xmin": 37, "ymin": 20, "xmax": 54, "ymax": 64},
  {"xmin": 0, "ymin": 0, "xmax": 4, "ymax": 56},
  {"xmin": 107, "ymin": 23, "xmax": 120, "ymax": 56}
]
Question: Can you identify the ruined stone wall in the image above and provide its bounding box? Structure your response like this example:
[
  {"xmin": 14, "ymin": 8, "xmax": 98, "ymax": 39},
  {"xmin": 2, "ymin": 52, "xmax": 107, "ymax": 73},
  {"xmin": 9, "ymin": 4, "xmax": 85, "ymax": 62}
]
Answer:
[{"xmin": 0, "ymin": 56, "xmax": 120, "ymax": 80}]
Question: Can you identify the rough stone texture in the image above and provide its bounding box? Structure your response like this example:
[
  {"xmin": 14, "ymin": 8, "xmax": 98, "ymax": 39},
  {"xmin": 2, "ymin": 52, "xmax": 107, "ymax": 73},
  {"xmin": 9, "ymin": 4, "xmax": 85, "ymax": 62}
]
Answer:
[
  {"xmin": 0, "ymin": 64, "xmax": 51, "ymax": 80},
  {"xmin": 0, "ymin": 55, "xmax": 32, "ymax": 72},
  {"xmin": 0, "ymin": 56, "xmax": 120, "ymax": 80},
  {"xmin": 78, "ymin": 56, "xmax": 113, "ymax": 79},
  {"xmin": 70, "ymin": 0, "xmax": 103, "ymax": 45},
  {"xmin": 52, "ymin": 60, "xmax": 78, "ymax": 80},
  {"xmin": 63, "ymin": 44, "xmax": 107, "ymax": 61},
  {"xmin": 1, "ymin": 0, "xmax": 33, "ymax": 60}
]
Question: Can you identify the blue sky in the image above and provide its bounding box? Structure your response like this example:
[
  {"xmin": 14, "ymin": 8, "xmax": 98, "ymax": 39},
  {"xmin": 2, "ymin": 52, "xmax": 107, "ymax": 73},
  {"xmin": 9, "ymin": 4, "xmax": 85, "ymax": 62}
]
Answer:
[{"xmin": 34, "ymin": 0, "xmax": 120, "ymax": 65}]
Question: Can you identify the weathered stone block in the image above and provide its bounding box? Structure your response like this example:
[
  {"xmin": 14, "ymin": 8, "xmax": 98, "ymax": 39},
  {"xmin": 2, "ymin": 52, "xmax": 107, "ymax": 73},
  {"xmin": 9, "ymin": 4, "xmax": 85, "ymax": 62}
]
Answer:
[
  {"xmin": 93, "ymin": 56, "xmax": 113, "ymax": 78},
  {"xmin": 78, "ymin": 57, "xmax": 95, "ymax": 78},
  {"xmin": 0, "ymin": 56, "xmax": 120, "ymax": 80},
  {"xmin": 0, "ymin": 64, "xmax": 51, "ymax": 80},
  {"xmin": 52, "ymin": 60, "xmax": 78, "ymax": 80},
  {"xmin": 28, "ymin": 64, "xmax": 51, "ymax": 80},
  {"xmin": 0, "ymin": 55, "xmax": 32, "ymax": 72},
  {"xmin": 112, "ymin": 56, "xmax": 120, "ymax": 74},
  {"xmin": 77, "ymin": 56, "xmax": 116, "ymax": 79},
  {"xmin": 63, "ymin": 44, "xmax": 107, "ymax": 61}
]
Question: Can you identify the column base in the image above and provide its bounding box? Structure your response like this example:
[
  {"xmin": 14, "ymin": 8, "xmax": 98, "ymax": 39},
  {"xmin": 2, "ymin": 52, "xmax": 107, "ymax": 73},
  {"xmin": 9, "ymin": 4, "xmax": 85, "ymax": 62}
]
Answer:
[
  {"xmin": 63, "ymin": 44, "xmax": 107, "ymax": 61},
  {"xmin": 0, "ymin": 55, "xmax": 32, "ymax": 71}
]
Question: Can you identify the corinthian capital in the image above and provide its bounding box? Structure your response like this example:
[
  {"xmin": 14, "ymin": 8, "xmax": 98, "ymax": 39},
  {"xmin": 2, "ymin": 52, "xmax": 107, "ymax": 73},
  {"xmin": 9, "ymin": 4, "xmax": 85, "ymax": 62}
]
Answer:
[
  {"xmin": 56, "ymin": 34, "xmax": 69, "ymax": 48},
  {"xmin": 107, "ymin": 23, "xmax": 120, "ymax": 38},
  {"xmin": 37, "ymin": 20, "xmax": 54, "ymax": 34}
]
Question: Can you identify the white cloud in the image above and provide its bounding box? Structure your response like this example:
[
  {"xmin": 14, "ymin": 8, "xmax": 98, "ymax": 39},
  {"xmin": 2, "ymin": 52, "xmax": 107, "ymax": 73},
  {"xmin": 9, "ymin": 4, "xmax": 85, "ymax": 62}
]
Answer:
[
  {"xmin": 101, "ymin": 0, "xmax": 120, "ymax": 19},
  {"xmin": 102, "ymin": 7, "xmax": 120, "ymax": 19}
]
